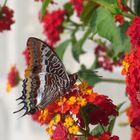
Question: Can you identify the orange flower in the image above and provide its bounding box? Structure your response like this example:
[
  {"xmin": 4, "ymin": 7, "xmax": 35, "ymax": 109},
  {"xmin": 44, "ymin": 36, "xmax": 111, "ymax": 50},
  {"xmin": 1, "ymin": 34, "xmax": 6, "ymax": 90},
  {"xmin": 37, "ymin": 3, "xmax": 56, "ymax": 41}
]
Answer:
[{"xmin": 78, "ymin": 82, "xmax": 93, "ymax": 94}]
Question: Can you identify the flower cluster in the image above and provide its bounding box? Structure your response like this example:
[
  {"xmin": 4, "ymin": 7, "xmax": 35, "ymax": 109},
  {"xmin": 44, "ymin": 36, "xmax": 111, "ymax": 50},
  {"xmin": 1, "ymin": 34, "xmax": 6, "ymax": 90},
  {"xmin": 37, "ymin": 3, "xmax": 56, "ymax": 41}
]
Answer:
[
  {"xmin": 115, "ymin": 15, "xmax": 124, "ymax": 25},
  {"xmin": 122, "ymin": 48, "xmax": 140, "ymax": 105},
  {"xmin": 32, "ymin": 82, "xmax": 118, "ymax": 140},
  {"xmin": 127, "ymin": 16, "xmax": 140, "ymax": 49},
  {"xmin": 127, "ymin": 103, "xmax": 140, "ymax": 140},
  {"xmin": 95, "ymin": 45, "xmax": 123, "ymax": 71},
  {"xmin": 42, "ymin": 9, "xmax": 66, "ymax": 46},
  {"xmin": 0, "ymin": 6, "xmax": 14, "ymax": 32},
  {"xmin": 6, "ymin": 65, "xmax": 20, "ymax": 92},
  {"xmin": 70, "ymin": 0, "xmax": 83, "ymax": 16}
]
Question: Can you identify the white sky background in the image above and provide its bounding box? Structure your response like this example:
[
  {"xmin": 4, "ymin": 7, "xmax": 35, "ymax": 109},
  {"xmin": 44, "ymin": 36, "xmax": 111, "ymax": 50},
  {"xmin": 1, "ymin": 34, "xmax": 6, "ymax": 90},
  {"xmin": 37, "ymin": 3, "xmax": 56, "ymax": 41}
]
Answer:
[{"xmin": 0, "ymin": 0, "xmax": 131, "ymax": 140}]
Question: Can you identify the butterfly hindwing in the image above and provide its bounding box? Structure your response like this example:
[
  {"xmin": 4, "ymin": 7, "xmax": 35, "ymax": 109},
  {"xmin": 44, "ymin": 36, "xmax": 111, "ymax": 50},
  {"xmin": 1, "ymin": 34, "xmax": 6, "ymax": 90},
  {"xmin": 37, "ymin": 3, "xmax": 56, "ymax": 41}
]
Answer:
[{"xmin": 15, "ymin": 37, "xmax": 74, "ymax": 116}]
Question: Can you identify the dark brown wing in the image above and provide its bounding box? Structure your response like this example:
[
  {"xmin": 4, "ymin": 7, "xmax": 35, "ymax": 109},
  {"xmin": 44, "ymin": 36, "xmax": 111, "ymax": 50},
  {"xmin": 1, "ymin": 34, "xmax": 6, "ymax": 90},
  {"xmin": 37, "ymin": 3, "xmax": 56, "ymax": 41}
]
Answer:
[{"xmin": 14, "ymin": 37, "xmax": 71, "ymax": 116}]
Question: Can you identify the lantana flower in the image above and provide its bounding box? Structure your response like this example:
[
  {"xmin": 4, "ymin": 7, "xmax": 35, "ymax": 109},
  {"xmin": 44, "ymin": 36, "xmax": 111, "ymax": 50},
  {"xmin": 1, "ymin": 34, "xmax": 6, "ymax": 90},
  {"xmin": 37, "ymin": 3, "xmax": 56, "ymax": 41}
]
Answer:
[
  {"xmin": 42, "ymin": 9, "xmax": 66, "ymax": 46},
  {"xmin": 115, "ymin": 15, "xmax": 124, "ymax": 25},
  {"xmin": 0, "ymin": 5, "xmax": 14, "ymax": 32},
  {"xmin": 6, "ymin": 65, "xmax": 20, "ymax": 92},
  {"xmin": 70, "ymin": 0, "xmax": 83, "ymax": 16},
  {"xmin": 122, "ymin": 48, "xmax": 140, "ymax": 105},
  {"xmin": 95, "ymin": 45, "xmax": 123, "ymax": 71},
  {"xmin": 127, "ymin": 16, "xmax": 140, "ymax": 49},
  {"xmin": 32, "ymin": 82, "xmax": 118, "ymax": 139}
]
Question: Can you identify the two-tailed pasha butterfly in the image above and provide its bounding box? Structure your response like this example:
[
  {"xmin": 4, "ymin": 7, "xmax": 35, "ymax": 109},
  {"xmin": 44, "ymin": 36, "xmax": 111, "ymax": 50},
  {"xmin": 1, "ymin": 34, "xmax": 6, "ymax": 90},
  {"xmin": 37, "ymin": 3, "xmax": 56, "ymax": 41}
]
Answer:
[{"xmin": 14, "ymin": 37, "xmax": 78, "ymax": 116}]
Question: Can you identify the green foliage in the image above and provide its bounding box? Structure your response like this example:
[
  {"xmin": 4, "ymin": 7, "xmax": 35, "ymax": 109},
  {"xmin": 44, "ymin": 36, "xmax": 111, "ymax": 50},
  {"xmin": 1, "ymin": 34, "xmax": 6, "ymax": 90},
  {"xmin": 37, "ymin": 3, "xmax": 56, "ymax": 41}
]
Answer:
[
  {"xmin": 64, "ymin": 2, "xmax": 73, "ymax": 16},
  {"xmin": 78, "ymin": 65, "xmax": 102, "ymax": 86},
  {"xmin": 71, "ymin": 29, "xmax": 91, "ymax": 62},
  {"xmin": 117, "ymin": 22, "xmax": 131, "ymax": 53},
  {"xmin": 41, "ymin": 0, "xmax": 51, "ymax": 18},
  {"xmin": 91, "ymin": 101, "xmax": 125, "ymax": 135},
  {"xmin": 80, "ymin": 1, "xmax": 97, "ymax": 24},
  {"xmin": 105, "ymin": 0, "xmax": 116, "ymax": 4},
  {"xmin": 91, "ymin": 124, "xmax": 107, "ymax": 135},
  {"xmin": 90, "ymin": 7, "xmax": 130, "ymax": 56},
  {"xmin": 71, "ymin": 36, "xmax": 85, "ymax": 62},
  {"xmin": 134, "ymin": 0, "xmax": 140, "ymax": 15},
  {"xmin": 55, "ymin": 40, "xmax": 70, "ymax": 60}
]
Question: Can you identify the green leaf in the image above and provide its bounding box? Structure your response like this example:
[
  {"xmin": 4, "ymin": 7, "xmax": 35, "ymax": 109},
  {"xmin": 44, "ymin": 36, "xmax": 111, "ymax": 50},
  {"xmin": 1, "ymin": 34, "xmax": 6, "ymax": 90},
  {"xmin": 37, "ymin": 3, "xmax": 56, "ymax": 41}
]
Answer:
[
  {"xmin": 117, "ymin": 101, "xmax": 126, "ymax": 111},
  {"xmin": 107, "ymin": 116, "xmax": 116, "ymax": 133},
  {"xmin": 80, "ymin": 107, "xmax": 90, "ymax": 129},
  {"xmin": 90, "ymin": 7, "xmax": 130, "ymax": 56},
  {"xmin": 64, "ymin": 2, "xmax": 73, "ymax": 16},
  {"xmin": 71, "ymin": 38, "xmax": 85, "ymax": 62},
  {"xmin": 91, "ymin": 124, "xmax": 107, "ymax": 135},
  {"xmin": 80, "ymin": 1, "xmax": 97, "ymax": 24},
  {"xmin": 117, "ymin": 22, "xmax": 131, "ymax": 53},
  {"xmin": 80, "ymin": 103, "xmax": 99, "ymax": 129},
  {"xmin": 134, "ymin": 0, "xmax": 140, "ymax": 15},
  {"xmin": 41, "ymin": 0, "xmax": 51, "ymax": 18},
  {"xmin": 55, "ymin": 40, "xmax": 70, "ymax": 60},
  {"xmin": 71, "ymin": 28, "xmax": 91, "ymax": 62},
  {"xmin": 78, "ymin": 65, "xmax": 102, "ymax": 86},
  {"xmin": 105, "ymin": 0, "xmax": 115, "ymax": 4},
  {"xmin": 107, "ymin": 101, "xmax": 125, "ymax": 133}
]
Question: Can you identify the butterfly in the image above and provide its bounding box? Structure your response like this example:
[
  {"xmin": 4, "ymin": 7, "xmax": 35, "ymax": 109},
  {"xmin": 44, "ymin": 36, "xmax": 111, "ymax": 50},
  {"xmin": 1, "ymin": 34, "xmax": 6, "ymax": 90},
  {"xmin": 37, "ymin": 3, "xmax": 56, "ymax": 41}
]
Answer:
[{"xmin": 14, "ymin": 37, "xmax": 78, "ymax": 116}]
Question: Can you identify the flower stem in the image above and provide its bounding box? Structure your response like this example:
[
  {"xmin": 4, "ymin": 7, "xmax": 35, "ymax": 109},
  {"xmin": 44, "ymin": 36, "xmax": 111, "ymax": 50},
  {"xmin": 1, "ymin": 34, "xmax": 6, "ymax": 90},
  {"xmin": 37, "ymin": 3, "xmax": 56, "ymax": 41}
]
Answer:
[
  {"xmin": 3, "ymin": 0, "xmax": 8, "ymax": 6},
  {"xmin": 99, "ymin": 123, "xmax": 106, "ymax": 133},
  {"xmin": 101, "ymin": 78, "xmax": 125, "ymax": 84},
  {"xmin": 79, "ymin": 127, "xmax": 90, "ymax": 136},
  {"xmin": 122, "ymin": 11, "xmax": 135, "ymax": 19}
]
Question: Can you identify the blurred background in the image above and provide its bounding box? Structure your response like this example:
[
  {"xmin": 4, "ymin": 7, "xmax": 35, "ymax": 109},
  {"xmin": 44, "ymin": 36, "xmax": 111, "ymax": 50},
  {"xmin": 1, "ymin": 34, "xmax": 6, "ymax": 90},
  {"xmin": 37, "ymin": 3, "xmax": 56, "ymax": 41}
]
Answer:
[{"xmin": 0, "ymin": 0, "xmax": 130, "ymax": 139}]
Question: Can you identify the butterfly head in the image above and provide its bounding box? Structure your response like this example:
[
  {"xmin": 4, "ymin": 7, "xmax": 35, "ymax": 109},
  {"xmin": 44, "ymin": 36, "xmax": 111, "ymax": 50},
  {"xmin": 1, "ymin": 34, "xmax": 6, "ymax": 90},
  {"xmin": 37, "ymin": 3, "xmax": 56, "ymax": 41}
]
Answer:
[{"xmin": 69, "ymin": 73, "xmax": 78, "ymax": 87}]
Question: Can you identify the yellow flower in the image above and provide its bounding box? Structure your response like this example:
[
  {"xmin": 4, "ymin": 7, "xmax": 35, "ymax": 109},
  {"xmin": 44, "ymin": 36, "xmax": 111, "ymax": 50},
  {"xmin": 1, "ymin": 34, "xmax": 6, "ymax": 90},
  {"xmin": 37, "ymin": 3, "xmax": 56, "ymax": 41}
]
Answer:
[
  {"xmin": 46, "ymin": 127, "xmax": 53, "ymax": 135},
  {"xmin": 58, "ymin": 97, "xmax": 66, "ymax": 106},
  {"xmin": 38, "ymin": 109, "xmax": 48, "ymax": 121},
  {"xmin": 64, "ymin": 116, "xmax": 74, "ymax": 127},
  {"xmin": 54, "ymin": 114, "xmax": 61, "ymax": 124},
  {"xmin": 6, "ymin": 83, "xmax": 12, "ymax": 92},
  {"xmin": 77, "ymin": 97, "xmax": 87, "ymax": 106},
  {"xmin": 68, "ymin": 125, "xmax": 79, "ymax": 134},
  {"xmin": 67, "ymin": 96, "xmax": 77, "ymax": 105},
  {"xmin": 49, "ymin": 120, "xmax": 55, "ymax": 127},
  {"xmin": 86, "ymin": 89, "xmax": 93, "ymax": 94},
  {"xmin": 122, "ymin": 61, "xmax": 130, "ymax": 73},
  {"xmin": 78, "ymin": 82, "xmax": 92, "ymax": 94}
]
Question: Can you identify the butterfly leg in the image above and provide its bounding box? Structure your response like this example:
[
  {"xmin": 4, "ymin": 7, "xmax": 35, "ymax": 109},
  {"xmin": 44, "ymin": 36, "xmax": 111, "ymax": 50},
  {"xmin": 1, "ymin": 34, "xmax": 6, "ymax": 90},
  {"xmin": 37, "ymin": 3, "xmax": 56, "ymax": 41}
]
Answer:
[{"xmin": 60, "ymin": 96, "xmax": 64, "ymax": 112}]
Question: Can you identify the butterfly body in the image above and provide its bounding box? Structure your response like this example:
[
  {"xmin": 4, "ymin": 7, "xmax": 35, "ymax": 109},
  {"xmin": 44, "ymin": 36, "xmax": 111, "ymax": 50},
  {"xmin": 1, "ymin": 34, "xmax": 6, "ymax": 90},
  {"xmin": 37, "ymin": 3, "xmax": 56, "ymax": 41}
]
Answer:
[{"xmin": 15, "ymin": 37, "xmax": 78, "ymax": 116}]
